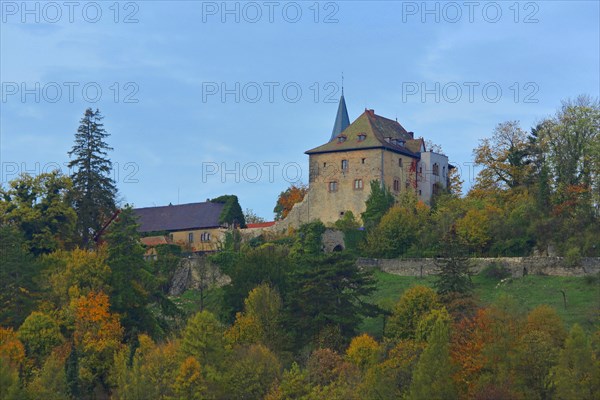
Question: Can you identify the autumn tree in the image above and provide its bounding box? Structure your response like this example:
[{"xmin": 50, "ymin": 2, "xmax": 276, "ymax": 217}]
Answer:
[
  {"xmin": 273, "ymin": 183, "xmax": 307, "ymax": 220},
  {"xmin": 386, "ymin": 285, "xmax": 440, "ymax": 341},
  {"xmin": 171, "ymin": 356, "xmax": 207, "ymax": 400},
  {"xmin": 552, "ymin": 324, "xmax": 600, "ymax": 399},
  {"xmin": 73, "ymin": 291, "xmax": 124, "ymax": 395},
  {"xmin": 345, "ymin": 334, "xmax": 380, "ymax": 370},
  {"xmin": 17, "ymin": 311, "xmax": 63, "ymax": 367},
  {"xmin": 68, "ymin": 108, "xmax": 117, "ymax": 247},
  {"xmin": 44, "ymin": 246, "xmax": 111, "ymax": 308},
  {"xmin": 408, "ymin": 316, "xmax": 457, "ymax": 400},
  {"xmin": 0, "ymin": 171, "xmax": 76, "ymax": 255},
  {"xmin": 225, "ymin": 283, "xmax": 284, "ymax": 352},
  {"xmin": 180, "ymin": 310, "xmax": 225, "ymax": 367},
  {"xmin": 26, "ymin": 350, "xmax": 70, "ymax": 400},
  {"xmin": 221, "ymin": 344, "xmax": 281, "ymax": 399},
  {"xmin": 473, "ymin": 120, "xmax": 534, "ymax": 190},
  {"xmin": 358, "ymin": 339, "xmax": 423, "ymax": 399}
]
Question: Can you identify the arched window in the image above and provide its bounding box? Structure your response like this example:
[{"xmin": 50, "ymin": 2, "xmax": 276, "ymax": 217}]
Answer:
[{"xmin": 433, "ymin": 163, "xmax": 439, "ymax": 176}]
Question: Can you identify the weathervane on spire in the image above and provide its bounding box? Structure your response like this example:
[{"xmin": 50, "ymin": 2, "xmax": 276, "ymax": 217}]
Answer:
[{"xmin": 341, "ymin": 72, "xmax": 344, "ymax": 95}]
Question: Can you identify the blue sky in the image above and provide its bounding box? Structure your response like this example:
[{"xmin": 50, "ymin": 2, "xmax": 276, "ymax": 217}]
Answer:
[{"xmin": 1, "ymin": 0, "xmax": 599, "ymax": 220}]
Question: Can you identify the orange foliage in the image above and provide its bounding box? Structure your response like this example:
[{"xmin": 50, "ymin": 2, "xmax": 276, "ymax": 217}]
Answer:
[
  {"xmin": 450, "ymin": 309, "xmax": 490, "ymax": 397},
  {"xmin": 0, "ymin": 327, "xmax": 26, "ymax": 367},
  {"xmin": 73, "ymin": 291, "xmax": 123, "ymax": 349},
  {"xmin": 274, "ymin": 184, "xmax": 307, "ymax": 220}
]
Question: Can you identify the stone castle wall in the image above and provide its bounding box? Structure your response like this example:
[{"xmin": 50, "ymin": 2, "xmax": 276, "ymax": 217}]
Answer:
[{"xmin": 357, "ymin": 257, "xmax": 600, "ymax": 277}]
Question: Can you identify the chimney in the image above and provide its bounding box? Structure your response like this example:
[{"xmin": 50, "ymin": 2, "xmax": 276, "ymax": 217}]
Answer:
[{"xmin": 408, "ymin": 131, "xmax": 414, "ymax": 138}]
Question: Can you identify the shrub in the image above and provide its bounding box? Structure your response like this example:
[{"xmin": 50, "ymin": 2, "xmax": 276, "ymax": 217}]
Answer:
[
  {"xmin": 481, "ymin": 262, "xmax": 511, "ymax": 280},
  {"xmin": 564, "ymin": 247, "xmax": 582, "ymax": 268}
]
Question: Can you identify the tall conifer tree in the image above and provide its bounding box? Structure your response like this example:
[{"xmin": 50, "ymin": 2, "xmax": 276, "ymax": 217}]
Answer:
[{"xmin": 68, "ymin": 108, "xmax": 117, "ymax": 247}]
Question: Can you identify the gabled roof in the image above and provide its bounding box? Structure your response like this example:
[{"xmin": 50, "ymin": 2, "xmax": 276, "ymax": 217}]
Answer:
[
  {"xmin": 133, "ymin": 202, "xmax": 224, "ymax": 233},
  {"xmin": 306, "ymin": 109, "xmax": 421, "ymax": 158},
  {"xmin": 330, "ymin": 94, "xmax": 350, "ymax": 141}
]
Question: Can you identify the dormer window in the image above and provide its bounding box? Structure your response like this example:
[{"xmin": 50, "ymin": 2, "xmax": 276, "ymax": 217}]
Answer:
[
  {"xmin": 337, "ymin": 135, "xmax": 347, "ymax": 143},
  {"xmin": 357, "ymin": 133, "xmax": 366, "ymax": 142}
]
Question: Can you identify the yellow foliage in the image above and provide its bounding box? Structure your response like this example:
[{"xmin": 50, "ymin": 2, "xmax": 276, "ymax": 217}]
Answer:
[
  {"xmin": 346, "ymin": 334, "xmax": 380, "ymax": 369},
  {"xmin": 172, "ymin": 356, "xmax": 206, "ymax": 400}
]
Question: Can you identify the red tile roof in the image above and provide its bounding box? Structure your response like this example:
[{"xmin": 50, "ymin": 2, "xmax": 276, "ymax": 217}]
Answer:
[
  {"xmin": 141, "ymin": 235, "xmax": 170, "ymax": 246},
  {"xmin": 246, "ymin": 222, "xmax": 276, "ymax": 229}
]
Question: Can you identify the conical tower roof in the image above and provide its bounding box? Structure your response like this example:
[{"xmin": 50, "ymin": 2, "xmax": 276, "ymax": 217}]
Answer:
[{"xmin": 330, "ymin": 93, "xmax": 350, "ymax": 141}]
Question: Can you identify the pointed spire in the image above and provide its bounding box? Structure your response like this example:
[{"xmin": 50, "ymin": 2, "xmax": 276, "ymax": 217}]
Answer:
[{"xmin": 330, "ymin": 91, "xmax": 350, "ymax": 141}]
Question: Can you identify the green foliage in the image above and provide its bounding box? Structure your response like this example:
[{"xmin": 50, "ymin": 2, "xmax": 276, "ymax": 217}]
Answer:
[
  {"xmin": 0, "ymin": 171, "xmax": 77, "ymax": 255},
  {"xmin": 0, "ymin": 358, "xmax": 28, "ymax": 400},
  {"xmin": 408, "ymin": 317, "xmax": 457, "ymax": 400},
  {"xmin": 434, "ymin": 227, "xmax": 474, "ymax": 296},
  {"xmin": 361, "ymin": 180, "xmax": 395, "ymax": 229},
  {"xmin": 106, "ymin": 206, "xmax": 165, "ymax": 339},
  {"xmin": 552, "ymin": 324, "xmax": 600, "ymax": 399},
  {"xmin": 180, "ymin": 310, "xmax": 224, "ymax": 365},
  {"xmin": 211, "ymin": 194, "xmax": 246, "ymax": 228},
  {"xmin": 386, "ymin": 286, "xmax": 440, "ymax": 341},
  {"xmin": 220, "ymin": 245, "xmax": 290, "ymax": 322},
  {"xmin": 221, "ymin": 344, "xmax": 281, "ymax": 399},
  {"xmin": 284, "ymin": 253, "xmax": 379, "ymax": 350},
  {"xmin": 17, "ymin": 312, "xmax": 63, "ymax": 366},
  {"xmin": 481, "ymin": 262, "xmax": 511, "ymax": 280},
  {"xmin": 68, "ymin": 108, "xmax": 117, "ymax": 247},
  {"xmin": 26, "ymin": 352, "xmax": 70, "ymax": 400},
  {"xmin": 0, "ymin": 226, "xmax": 41, "ymax": 328},
  {"xmin": 290, "ymin": 220, "xmax": 326, "ymax": 258},
  {"xmin": 364, "ymin": 205, "xmax": 419, "ymax": 257}
]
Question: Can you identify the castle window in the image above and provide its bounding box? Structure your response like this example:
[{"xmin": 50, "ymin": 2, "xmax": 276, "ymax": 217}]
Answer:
[
  {"xmin": 354, "ymin": 179, "xmax": 363, "ymax": 190},
  {"xmin": 418, "ymin": 190, "xmax": 422, "ymax": 196},
  {"xmin": 188, "ymin": 232, "xmax": 194, "ymax": 243},
  {"xmin": 323, "ymin": 162, "xmax": 327, "ymax": 168},
  {"xmin": 361, "ymin": 158, "xmax": 366, "ymax": 164},
  {"xmin": 328, "ymin": 181, "xmax": 338, "ymax": 192},
  {"xmin": 337, "ymin": 135, "xmax": 347, "ymax": 143},
  {"xmin": 433, "ymin": 163, "xmax": 439, "ymax": 176},
  {"xmin": 398, "ymin": 158, "xmax": 403, "ymax": 168},
  {"xmin": 341, "ymin": 159, "xmax": 348, "ymax": 171},
  {"xmin": 358, "ymin": 133, "xmax": 366, "ymax": 141},
  {"xmin": 200, "ymin": 232, "xmax": 211, "ymax": 242},
  {"xmin": 419, "ymin": 166, "xmax": 422, "ymax": 174},
  {"xmin": 443, "ymin": 166, "xmax": 446, "ymax": 176},
  {"xmin": 393, "ymin": 179, "xmax": 400, "ymax": 192}
]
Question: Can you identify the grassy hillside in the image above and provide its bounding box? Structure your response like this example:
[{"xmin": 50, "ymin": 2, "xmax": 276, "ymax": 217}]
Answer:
[{"xmin": 361, "ymin": 270, "xmax": 600, "ymax": 338}]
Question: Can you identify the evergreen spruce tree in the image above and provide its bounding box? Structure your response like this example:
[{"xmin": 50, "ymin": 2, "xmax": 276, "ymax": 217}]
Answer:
[
  {"xmin": 68, "ymin": 108, "xmax": 117, "ymax": 247},
  {"xmin": 434, "ymin": 225, "xmax": 473, "ymax": 296},
  {"xmin": 408, "ymin": 317, "xmax": 457, "ymax": 400},
  {"xmin": 106, "ymin": 206, "xmax": 155, "ymax": 340}
]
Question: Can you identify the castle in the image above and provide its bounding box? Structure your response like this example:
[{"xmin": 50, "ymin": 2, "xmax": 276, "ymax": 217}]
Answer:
[{"xmin": 272, "ymin": 93, "xmax": 451, "ymax": 230}]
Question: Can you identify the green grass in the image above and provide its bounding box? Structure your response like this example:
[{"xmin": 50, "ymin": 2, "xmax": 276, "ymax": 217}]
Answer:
[
  {"xmin": 360, "ymin": 270, "xmax": 600, "ymax": 338},
  {"xmin": 170, "ymin": 286, "xmax": 224, "ymax": 317}
]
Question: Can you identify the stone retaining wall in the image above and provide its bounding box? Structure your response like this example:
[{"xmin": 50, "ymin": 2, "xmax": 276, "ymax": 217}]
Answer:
[{"xmin": 357, "ymin": 257, "xmax": 600, "ymax": 277}]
